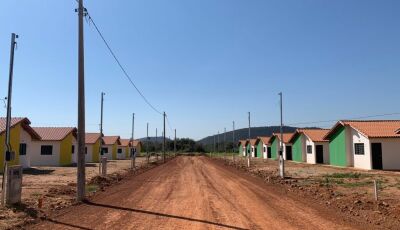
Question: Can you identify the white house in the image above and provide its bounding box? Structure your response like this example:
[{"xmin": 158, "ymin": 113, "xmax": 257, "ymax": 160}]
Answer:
[
  {"xmin": 102, "ymin": 136, "xmax": 121, "ymax": 160},
  {"xmin": 118, "ymin": 139, "xmax": 130, "ymax": 160},
  {"xmin": 130, "ymin": 140, "xmax": 142, "ymax": 157},
  {"xmin": 31, "ymin": 127, "xmax": 77, "ymax": 167},
  {"xmin": 256, "ymin": 137, "xmax": 271, "ymax": 159},
  {"xmin": 249, "ymin": 139, "xmax": 257, "ymax": 158},
  {"xmin": 238, "ymin": 140, "xmax": 247, "ymax": 156},
  {"xmin": 81, "ymin": 133, "xmax": 103, "ymax": 163},
  {"xmin": 268, "ymin": 133, "xmax": 293, "ymax": 160},
  {"xmin": 288, "ymin": 129, "xmax": 330, "ymax": 164},
  {"xmin": 0, "ymin": 117, "xmax": 41, "ymax": 170},
  {"xmin": 324, "ymin": 120, "xmax": 400, "ymax": 170}
]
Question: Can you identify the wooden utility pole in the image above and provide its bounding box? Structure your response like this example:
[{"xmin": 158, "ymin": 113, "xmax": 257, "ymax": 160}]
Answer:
[
  {"xmin": 99, "ymin": 92, "xmax": 104, "ymax": 174},
  {"xmin": 77, "ymin": 0, "xmax": 86, "ymax": 202},
  {"xmin": 1, "ymin": 33, "xmax": 18, "ymax": 207},
  {"xmin": 279, "ymin": 92, "xmax": 285, "ymax": 178},
  {"xmin": 131, "ymin": 113, "xmax": 135, "ymax": 169},
  {"xmin": 163, "ymin": 112, "xmax": 166, "ymax": 163}
]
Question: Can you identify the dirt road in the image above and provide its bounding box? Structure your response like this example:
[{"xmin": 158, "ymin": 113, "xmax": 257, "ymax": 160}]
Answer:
[{"xmin": 31, "ymin": 156, "xmax": 360, "ymax": 230}]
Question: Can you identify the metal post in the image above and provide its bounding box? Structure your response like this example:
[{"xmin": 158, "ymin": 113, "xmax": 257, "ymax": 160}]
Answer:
[
  {"xmin": 279, "ymin": 92, "xmax": 285, "ymax": 179},
  {"xmin": 99, "ymin": 92, "xmax": 104, "ymax": 174},
  {"xmin": 1, "ymin": 33, "xmax": 18, "ymax": 207},
  {"xmin": 163, "ymin": 112, "xmax": 166, "ymax": 163},
  {"xmin": 77, "ymin": 0, "xmax": 86, "ymax": 202},
  {"xmin": 247, "ymin": 112, "xmax": 251, "ymax": 168},
  {"xmin": 131, "ymin": 113, "xmax": 135, "ymax": 169}
]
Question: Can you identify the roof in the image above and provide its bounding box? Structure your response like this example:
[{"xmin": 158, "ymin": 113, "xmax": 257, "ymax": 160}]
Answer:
[
  {"xmin": 0, "ymin": 117, "xmax": 41, "ymax": 140},
  {"xmin": 249, "ymin": 139, "xmax": 257, "ymax": 146},
  {"xmin": 238, "ymin": 140, "xmax": 247, "ymax": 147},
  {"xmin": 256, "ymin": 136, "xmax": 271, "ymax": 145},
  {"xmin": 289, "ymin": 129, "xmax": 330, "ymax": 143},
  {"xmin": 131, "ymin": 140, "xmax": 142, "ymax": 147},
  {"xmin": 269, "ymin": 133, "xmax": 292, "ymax": 144},
  {"xmin": 103, "ymin": 136, "xmax": 121, "ymax": 145},
  {"xmin": 86, "ymin": 133, "xmax": 102, "ymax": 144},
  {"xmin": 324, "ymin": 120, "xmax": 400, "ymax": 140},
  {"xmin": 33, "ymin": 127, "xmax": 77, "ymax": 141},
  {"xmin": 119, "ymin": 139, "xmax": 131, "ymax": 147}
]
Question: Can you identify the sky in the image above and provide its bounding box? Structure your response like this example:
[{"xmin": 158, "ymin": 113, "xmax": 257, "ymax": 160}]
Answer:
[{"xmin": 0, "ymin": 0, "xmax": 399, "ymax": 140}]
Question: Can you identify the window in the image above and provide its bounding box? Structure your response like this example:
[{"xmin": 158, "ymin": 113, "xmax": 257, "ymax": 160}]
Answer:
[
  {"xmin": 19, "ymin": 143, "xmax": 27, "ymax": 156},
  {"xmin": 72, "ymin": 145, "xmax": 75, "ymax": 154},
  {"xmin": 306, "ymin": 145, "xmax": 312, "ymax": 154},
  {"xmin": 263, "ymin": 147, "xmax": 266, "ymax": 152},
  {"xmin": 85, "ymin": 147, "xmax": 88, "ymax": 154},
  {"xmin": 118, "ymin": 148, "xmax": 122, "ymax": 154},
  {"xmin": 41, "ymin": 145, "xmax": 53, "ymax": 155},
  {"xmin": 102, "ymin": 147, "xmax": 108, "ymax": 154},
  {"xmin": 354, "ymin": 143, "xmax": 365, "ymax": 155}
]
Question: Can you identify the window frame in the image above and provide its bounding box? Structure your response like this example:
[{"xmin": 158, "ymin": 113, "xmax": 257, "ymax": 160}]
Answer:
[
  {"xmin": 19, "ymin": 143, "xmax": 27, "ymax": 156},
  {"xmin": 306, "ymin": 145, "xmax": 313, "ymax": 154},
  {"xmin": 41, "ymin": 145, "xmax": 53, "ymax": 155},
  {"xmin": 354, "ymin": 143, "xmax": 365, "ymax": 155}
]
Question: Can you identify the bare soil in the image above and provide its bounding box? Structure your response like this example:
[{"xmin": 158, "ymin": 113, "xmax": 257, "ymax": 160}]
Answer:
[{"xmin": 29, "ymin": 156, "xmax": 366, "ymax": 229}]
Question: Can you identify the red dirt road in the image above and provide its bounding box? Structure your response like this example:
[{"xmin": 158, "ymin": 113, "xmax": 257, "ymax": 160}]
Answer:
[{"xmin": 31, "ymin": 156, "xmax": 360, "ymax": 230}]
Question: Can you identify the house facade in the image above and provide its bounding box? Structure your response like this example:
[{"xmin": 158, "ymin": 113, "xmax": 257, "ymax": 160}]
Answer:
[
  {"xmin": 31, "ymin": 127, "xmax": 77, "ymax": 166},
  {"xmin": 118, "ymin": 139, "xmax": 131, "ymax": 159},
  {"xmin": 102, "ymin": 136, "xmax": 121, "ymax": 160},
  {"xmin": 130, "ymin": 140, "xmax": 142, "ymax": 157},
  {"xmin": 0, "ymin": 117, "xmax": 40, "ymax": 171},
  {"xmin": 289, "ymin": 129, "xmax": 330, "ymax": 164},
  {"xmin": 238, "ymin": 140, "xmax": 247, "ymax": 156},
  {"xmin": 268, "ymin": 133, "xmax": 293, "ymax": 160},
  {"xmin": 249, "ymin": 139, "xmax": 258, "ymax": 158},
  {"xmin": 324, "ymin": 120, "xmax": 400, "ymax": 170},
  {"xmin": 256, "ymin": 137, "xmax": 271, "ymax": 159},
  {"xmin": 82, "ymin": 133, "xmax": 102, "ymax": 163}
]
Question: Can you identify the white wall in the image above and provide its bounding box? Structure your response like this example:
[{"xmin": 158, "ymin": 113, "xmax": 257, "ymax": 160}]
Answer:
[
  {"xmin": 263, "ymin": 144, "xmax": 267, "ymax": 159},
  {"xmin": 242, "ymin": 146, "xmax": 246, "ymax": 156},
  {"xmin": 351, "ymin": 128, "xmax": 371, "ymax": 170},
  {"xmin": 117, "ymin": 146, "xmax": 126, "ymax": 160},
  {"xmin": 305, "ymin": 137, "xmax": 316, "ymax": 164},
  {"xmin": 370, "ymin": 138, "xmax": 400, "ymax": 170},
  {"xmin": 103, "ymin": 145, "xmax": 113, "ymax": 160},
  {"xmin": 19, "ymin": 129, "xmax": 33, "ymax": 168},
  {"xmin": 30, "ymin": 141, "xmax": 61, "ymax": 166},
  {"xmin": 86, "ymin": 144, "xmax": 94, "ymax": 163}
]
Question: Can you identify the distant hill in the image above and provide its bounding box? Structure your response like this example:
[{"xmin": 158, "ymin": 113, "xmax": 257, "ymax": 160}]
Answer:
[
  {"xmin": 138, "ymin": 136, "xmax": 172, "ymax": 143},
  {"xmin": 197, "ymin": 126, "xmax": 299, "ymax": 146}
]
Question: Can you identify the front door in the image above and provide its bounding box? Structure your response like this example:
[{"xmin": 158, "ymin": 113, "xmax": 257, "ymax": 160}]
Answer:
[
  {"xmin": 371, "ymin": 143, "xmax": 383, "ymax": 170},
  {"xmin": 267, "ymin": 147, "xmax": 271, "ymax": 158},
  {"xmin": 286, "ymin": 146, "xmax": 292, "ymax": 160},
  {"xmin": 316, "ymin": 145, "xmax": 324, "ymax": 164}
]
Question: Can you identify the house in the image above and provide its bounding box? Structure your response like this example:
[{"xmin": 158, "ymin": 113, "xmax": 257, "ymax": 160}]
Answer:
[
  {"xmin": 130, "ymin": 140, "xmax": 142, "ymax": 157},
  {"xmin": 31, "ymin": 127, "xmax": 77, "ymax": 166},
  {"xmin": 249, "ymin": 139, "xmax": 258, "ymax": 157},
  {"xmin": 268, "ymin": 133, "xmax": 293, "ymax": 160},
  {"xmin": 289, "ymin": 129, "xmax": 330, "ymax": 164},
  {"xmin": 324, "ymin": 120, "xmax": 400, "ymax": 170},
  {"xmin": 102, "ymin": 136, "xmax": 121, "ymax": 160},
  {"xmin": 244, "ymin": 140, "xmax": 252, "ymax": 157},
  {"xmin": 0, "ymin": 117, "xmax": 41, "ymax": 170},
  {"xmin": 238, "ymin": 140, "xmax": 247, "ymax": 156},
  {"xmin": 84, "ymin": 133, "xmax": 102, "ymax": 163},
  {"xmin": 255, "ymin": 136, "xmax": 271, "ymax": 159},
  {"xmin": 118, "ymin": 139, "xmax": 131, "ymax": 159}
]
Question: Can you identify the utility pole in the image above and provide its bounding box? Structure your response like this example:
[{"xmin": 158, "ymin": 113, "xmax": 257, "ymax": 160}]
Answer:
[
  {"xmin": 163, "ymin": 112, "xmax": 166, "ymax": 163},
  {"xmin": 279, "ymin": 92, "xmax": 285, "ymax": 178},
  {"xmin": 156, "ymin": 128, "xmax": 158, "ymax": 151},
  {"xmin": 224, "ymin": 128, "xmax": 226, "ymax": 160},
  {"xmin": 99, "ymin": 92, "xmax": 104, "ymax": 174},
  {"xmin": 131, "ymin": 113, "xmax": 135, "ymax": 169},
  {"xmin": 213, "ymin": 135, "xmax": 216, "ymax": 158},
  {"xmin": 77, "ymin": 0, "xmax": 86, "ymax": 202},
  {"xmin": 1, "ymin": 33, "xmax": 18, "ymax": 206},
  {"xmin": 247, "ymin": 112, "xmax": 251, "ymax": 168},
  {"xmin": 217, "ymin": 131, "xmax": 220, "ymax": 155},
  {"xmin": 147, "ymin": 123, "xmax": 149, "ymax": 164},
  {"xmin": 232, "ymin": 121, "xmax": 235, "ymax": 161},
  {"xmin": 174, "ymin": 129, "xmax": 177, "ymax": 157}
]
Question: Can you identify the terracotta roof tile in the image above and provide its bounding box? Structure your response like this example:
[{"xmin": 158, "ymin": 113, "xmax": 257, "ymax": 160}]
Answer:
[
  {"xmin": 131, "ymin": 140, "xmax": 141, "ymax": 147},
  {"xmin": 103, "ymin": 136, "xmax": 121, "ymax": 145},
  {"xmin": 289, "ymin": 129, "xmax": 330, "ymax": 143},
  {"xmin": 33, "ymin": 127, "xmax": 77, "ymax": 141},
  {"xmin": 258, "ymin": 136, "xmax": 271, "ymax": 145},
  {"xmin": 120, "ymin": 139, "xmax": 130, "ymax": 147},
  {"xmin": 271, "ymin": 133, "xmax": 292, "ymax": 143},
  {"xmin": 324, "ymin": 120, "xmax": 400, "ymax": 139},
  {"xmin": 86, "ymin": 133, "xmax": 101, "ymax": 144},
  {"xmin": 238, "ymin": 140, "xmax": 247, "ymax": 146},
  {"xmin": 249, "ymin": 139, "xmax": 257, "ymax": 146},
  {"xmin": 0, "ymin": 117, "xmax": 40, "ymax": 140}
]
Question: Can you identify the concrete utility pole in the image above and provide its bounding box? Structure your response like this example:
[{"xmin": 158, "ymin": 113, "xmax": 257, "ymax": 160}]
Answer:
[
  {"xmin": 232, "ymin": 121, "xmax": 235, "ymax": 161},
  {"xmin": 131, "ymin": 113, "xmax": 135, "ymax": 169},
  {"xmin": 279, "ymin": 92, "xmax": 285, "ymax": 178},
  {"xmin": 155, "ymin": 128, "xmax": 158, "ymax": 160},
  {"xmin": 213, "ymin": 135, "xmax": 216, "ymax": 158},
  {"xmin": 77, "ymin": 0, "xmax": 86, "ymax": 202},
  {"xmin": 247, "ymin": 112, "xmax": 251, "ymax": 168},
  {"xmin": 1, "ymin": 33, "xmax": 18, "ymax": 207},
  {"xmin": 99, "ymin": 92, "xmax": 105, "ymax": 174},
  {"xmin": 147, "ymin": 123, "xmax": 149, "ymax": 164},
  {"xmin": 217, "ymin": 131, "xmax": 220, "ymax": 154},
  {"xmin": 163, "ymin": 112, "xmax": 166, "ymax": 163},
  {"xmin": 174, "ymin": 129, "xmax": 177, "ymax": 157},
  {"xmin": 224, "ymin": 128, "xmax": 227, "ymax": 159}
]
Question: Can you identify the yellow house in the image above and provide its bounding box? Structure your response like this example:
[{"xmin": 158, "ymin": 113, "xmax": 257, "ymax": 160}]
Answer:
[
  {"xmin": 84, "ymin": 133, "xmax": 103, "ymax": 163},
  {"xmin": 30, "ymin": 127, "xmax": 77, "ymax": 166},
  {"xmin": 119, "ymin": 139, "xmax": 131, "ymax": 159},
  {"xmin": 0, "ymin": 117, "xmax": 41, "ymax": 172},
  {"xmin": 131, "ymin": 140, "xmax": 142, "ymax": 156},
  {"xmin": 102, "ymin": 136, "xmax": 121, "ymax": 160}
]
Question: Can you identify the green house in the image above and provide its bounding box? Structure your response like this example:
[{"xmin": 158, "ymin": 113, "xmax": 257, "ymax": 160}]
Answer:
[
  {"xmin": 237, "ymin": 140, "xmax": 247, "ymax": 156},
  {"xmin": 255, "ymin": 136, "xmax": 271, "ymax": 159},
  {"xmin": 268, "ymin": 133, "xmax": 293, "ymax": 160},
  {"xmin": 289, "ymin": 129, "xmax": 330, "ymax": 164}
]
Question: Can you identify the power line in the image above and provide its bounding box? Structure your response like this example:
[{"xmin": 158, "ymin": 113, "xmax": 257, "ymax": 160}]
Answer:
[{"xmin": 77, "ymin": 2, "xmax": 163, "ymax": 116}]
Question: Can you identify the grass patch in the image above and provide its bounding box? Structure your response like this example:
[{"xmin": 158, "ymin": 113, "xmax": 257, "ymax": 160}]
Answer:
[
  {"xmin": 324, "ymin": 172, "xmax": 368, "ymax": 179},
  {"xmin": 86, "ymin": 184, "xmax": 99, "ymax": 193}
]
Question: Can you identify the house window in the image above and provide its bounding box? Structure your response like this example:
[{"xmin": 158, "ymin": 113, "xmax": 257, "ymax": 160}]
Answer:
[
  {"xmin": 72, "ymin": 145, "xmax": 75, "ymax": 154},
  {"xmin": 354, "ymin": 143, "xmax": 365, "ymax": 155},
  {"xmin": 306, "ymin": 145, "xmax": 312, "ymax": 154},
  {"xmin": 41, "ymin": 145, "xmax": 53, "ymax": 155},
  {"xmin": 85, "ymin": 147, "xmax": 88, "ymax": 154},
  {"xmin": 263, "ymin": 147, "xmax": 266, "ymax": 152},
  {"xmin": 102, "ymin": 147, "xmax": 108, "ymax": 154},
  {"xmin": 19, "ymin": 143, "xmax": 27, "ymax": 156},
  {"xmin": 118, "ymin": 148, "xmax": 122, "ymax": 154}
]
